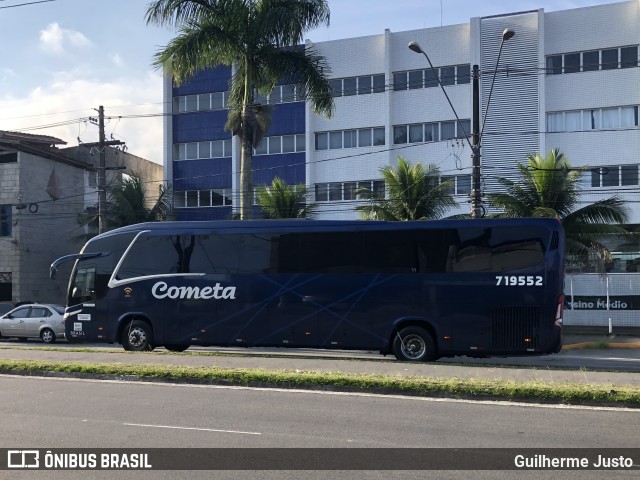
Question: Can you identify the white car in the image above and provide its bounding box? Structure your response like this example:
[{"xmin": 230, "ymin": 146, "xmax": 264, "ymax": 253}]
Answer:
[{"xmin": 0, "ymin": 304, "xmax": 66, "ymax": 343}]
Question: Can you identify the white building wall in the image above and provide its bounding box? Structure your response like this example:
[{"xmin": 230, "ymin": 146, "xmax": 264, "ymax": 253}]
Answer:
[
  {"xmin": 306, "ymin": 1, "xmax": 640, "ymax": 224},
  {"xmin": 544, "ymin": 1, "xmax": 639, "ymax": 54}
]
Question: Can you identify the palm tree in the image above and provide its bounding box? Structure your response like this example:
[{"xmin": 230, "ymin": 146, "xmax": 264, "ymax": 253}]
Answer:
[
  {"xmin": 80, "ymin": 174, "xmax": 171, "ymax": 235},
  {"xmin": 146, "ymin": 0, "xmax": 334, "ymax": 220},
  {"xmin": 356, "ymin": 156, "xmax": 457, "ymax": 221},
  {"xmin": 107, "ymin": 173, "xmax": 172, "ymax": 228},
  {"xmin": 486, "ymin": 148, "xmax": 628, "ymax": 262},
  {"xmin": 257, "ymin": 176, "xmax": 312, "ymax": 218}
]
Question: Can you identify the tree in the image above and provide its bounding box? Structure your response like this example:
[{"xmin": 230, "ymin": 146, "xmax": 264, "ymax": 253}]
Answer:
[
  {"xmin": 107, "ymin": 173, "xmax": 172, "ymax": 228},
  {"xmin": 356, "ymin": 156, "xmax": 457, "ymax": 221},
  {"xmin": 146, "ymin": 0, "xmax": 334, "ymax": 220},
  {"xmin": 486, "ymin": 148, "xmax": 629, "ymax": 262},
  {"xmin": 257, "ymin": 176, "xmax": 312, "ymax": 218},
  {"xmin": 80, "ymin": 173, "xmax": 171, "ymax": 234}
]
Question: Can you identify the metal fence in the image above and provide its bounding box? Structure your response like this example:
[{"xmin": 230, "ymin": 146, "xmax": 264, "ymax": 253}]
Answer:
[{"xmin": 564, "ymin": 273, "xmax": 640, "ymax": 328}]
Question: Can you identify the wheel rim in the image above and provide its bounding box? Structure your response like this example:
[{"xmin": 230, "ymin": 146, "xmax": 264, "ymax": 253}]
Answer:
[
  {"xmin": 128, "ymin": 327, "xmax": 147, "ymax": 348},
  {"xmin": 42, "ymin": 330, "xmax": 53, "ymax": 343},
  {"xmin": 400, "ymin": 334, "xmax": 426, "ymax": 360}
]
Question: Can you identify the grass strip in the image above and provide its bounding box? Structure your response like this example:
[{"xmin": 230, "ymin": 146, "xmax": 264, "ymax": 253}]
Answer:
[{"xmin": 0, "ymin": 359, "xmax": 638, "ymax": 407}]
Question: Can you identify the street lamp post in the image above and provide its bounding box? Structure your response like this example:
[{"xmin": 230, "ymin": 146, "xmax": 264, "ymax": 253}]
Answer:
[{"xmin": 408, "ymin": 28, "xmax": 515, "ymax": 218}]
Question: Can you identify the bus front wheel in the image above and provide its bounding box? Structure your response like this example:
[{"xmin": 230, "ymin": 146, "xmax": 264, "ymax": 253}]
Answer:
[
  {"xmin": 122, "ymin": 320, "xmax": 155, "ymax": 352},
  {"xmin": 392, "ymin": 326, "xmax": 436, "ymax": 362}
]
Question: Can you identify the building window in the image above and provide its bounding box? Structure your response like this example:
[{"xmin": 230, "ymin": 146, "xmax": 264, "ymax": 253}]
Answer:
[
  {"xmin": 343, "ymin": 77, "xmax": 357, "ymax": 96},
  {"xmin": 175, "ymin": 189, "xmax": 232, "ymax": 207},
  {"xmin": 343, "ymin": 130, "xmax": 357, "ymax": 148},
  {"xmin": 392, "ymin": 120, "xmax": 468, "ymax": 144},
  {"xmin": 546, "ymin": 55, "xmax": 562, "ymax": 75},
  {"xmin": 409, "ymin": 124, "xmax": 423, "ymax": 143},
  {"xmin": 0, "ymin": 205, "xmax": 11, "ymax": 236},
  {"xmin": 315, "ymin": 132, "xmax": 328, "ymax": 151},
  {"xmin": 547, "ymin": 106, "xmax": 639, "ymax": 132},
  {"xmin": 331, "ymin": 74, "xmax": 386, "ymax": 97},
  {"xmin": 253, "ymin": 134, "xmax": 305, "ymax": 155},
  {"xmin": 357, "ymin": 76, "xmax": 371, "ymax": 95},
  {"xmin": 591, "ymin": 165, "xmax": 639, "ymax": 188},
  {"xmin": 373, "ymin": 127, "xmax": 385, "ymax": 146},
  {"xmin": 408, "ymin": 70, "xmax": 423, "ymax": 89},
  {"xmin": 394, "ymin": 126, "xmax": 408, "ymax": 145},
  {"xmin": 329, "ymin": 131, "xmax": 342, "ymax": 149},
  {"xmin": 563, "ymin": 53, "xmax": 580, "ymax": 74},
  {"xmin": 393, "ymin": 72, "xmax": 407, "ymax": 91},
  {"xmin": 372, "ymin": 74, "xmax": 385, "ymax": 93},
  {"xmin": 456, "ymin": 120, "xmax": 471, "ymax": 139},
  {"xmin": 621, "ymin": 46, "xmax": 638, "ymax": 68},
  {"xmin": 441, "ymin": 175, "xmax": 471, "ymax": 195},
  {"xmin": 314, "ymin": 179, "xmax": 384, "ymax": 202},
  {"xmin": 440, "ymin": 66, "xmax": 455, "ymax": 86},
  {"xmin": 330, "ymin": 78, "xmax": 342, "ymax": 97},
  {"xmin": 440, "ymin": 121, "xmax": 455, "ymax": 141},
  {"xmin": 174, "ymin": 139, "xmax": 232, "ymax": 160},
  {"xmin": 546, "ymin": 45, "xmax": 638, "ymax": 75},
  {"xmin": 393, "ymin": 64, "xmax": 471, "ymax": 90},
  {"xmin": 601, "ymin": 48, "xmax": 618, "ymax": 70},
  {"xmin": 456, "ymin": 65, "xmax": 470, "ymax": 84},
  {"xmin": 315, "ymin": 127, "xmax": 385, "ymax": 150},
  {"xmin": 582, "ymin": 50, "xmax": 599, "ymax": 72},
  {"xmin": 174, "ymin": 91, "xmax": 228, "ymax": 112}
]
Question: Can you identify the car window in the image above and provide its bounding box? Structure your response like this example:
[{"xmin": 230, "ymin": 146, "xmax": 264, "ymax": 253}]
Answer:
[
  {"xmin": 51, "ymin": 306, "xmax": 65, "ymax": 315},
  {"xmin": 9, "ymin": 307, "xmax": 30, "ymax": 318},
  {"xmin": 30, "ymin": 307, "xmax": 48, "ymax": 318}
]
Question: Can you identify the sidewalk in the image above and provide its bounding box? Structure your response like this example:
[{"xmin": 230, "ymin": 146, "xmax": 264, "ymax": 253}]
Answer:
[{"xmin": 562, "ymin": 327, "xmax": 640, "ymax": 350}]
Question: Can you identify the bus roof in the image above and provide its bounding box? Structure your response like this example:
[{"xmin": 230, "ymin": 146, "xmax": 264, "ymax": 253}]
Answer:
[{"xmin": 90, "ymin": 218, "xmax": 563, "ymax": 240}]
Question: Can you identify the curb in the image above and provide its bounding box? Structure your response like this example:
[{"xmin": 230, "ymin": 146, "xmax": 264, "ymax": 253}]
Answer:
[{"xmin": 562, "ymin": 342, "xmax": 640, "ymax": 351}]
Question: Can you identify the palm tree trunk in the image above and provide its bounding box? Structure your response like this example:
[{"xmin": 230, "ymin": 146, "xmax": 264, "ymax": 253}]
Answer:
[{"xmin": 239, "ymin": 60, "xmax": 254, "ymax": 220}]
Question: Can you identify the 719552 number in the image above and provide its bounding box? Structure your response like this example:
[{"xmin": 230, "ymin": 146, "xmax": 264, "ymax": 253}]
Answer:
[{"xmin": 496, "ymin": 275, "xmax": 543, "ymax": 286}]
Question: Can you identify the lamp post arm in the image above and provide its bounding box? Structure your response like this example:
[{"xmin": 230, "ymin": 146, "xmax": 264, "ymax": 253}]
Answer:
[
  {"xmin": 480, "ymin": 38, "xmax": 506, "ymax": 140},
  {"xmin": 415, "ymin": 49, "xmax": 473, "ymax": 150}
]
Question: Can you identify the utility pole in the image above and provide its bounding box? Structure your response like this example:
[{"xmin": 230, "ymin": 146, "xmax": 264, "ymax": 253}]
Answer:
[
  {"xmin": 471, "ymin": 64, "xmax": 482, "ymax": 219},
  {"xmin": 97, "ymin": 105, "xmax": 107, "ymax": 234},
  {"xmin": 85, "ymin": 106, "xmax": 124, "ymax": 234}
]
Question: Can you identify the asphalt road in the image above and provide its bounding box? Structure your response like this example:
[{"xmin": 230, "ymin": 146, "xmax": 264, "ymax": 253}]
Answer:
[
  {"xmin": 0, "ymin": 375, "xmax": 638, "ymax": 480},
  {"xmin": 3, "ymin": 338, "xmax": 640, "ymax": 374}
]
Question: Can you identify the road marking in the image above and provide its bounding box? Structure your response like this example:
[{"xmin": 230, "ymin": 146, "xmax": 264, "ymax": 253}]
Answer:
[
  {"xmin": 2, "ymin": 373, "xmax": 639, "ymax": 413},
  {"xmin": 123, "ymin": 422, "xmax": 261, "ymax": 435}
]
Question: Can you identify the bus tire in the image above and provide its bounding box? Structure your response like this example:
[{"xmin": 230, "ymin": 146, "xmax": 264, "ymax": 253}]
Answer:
[
  {"xmin": 122, "ymin": 320, "xmax": 154, "ymax": 352},
  {"xmin": 164, "ymin": 344, "xmax": 190, "ymax": 352},
  {"xmin": 392, "ymin": 326, "xmax": 436, "ymax": 362}
]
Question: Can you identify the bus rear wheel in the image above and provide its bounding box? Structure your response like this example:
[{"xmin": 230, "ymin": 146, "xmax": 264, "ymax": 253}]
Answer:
[
  {"xmin": 164, "ymin": 344, "xmax": 190, "ymax": 352},
  {"xmin": 392, "ymin": 326, "xmax": 436, "ymax": 362},
  {"xmin": 122, "ymin": 320, "xmax": 154, "ymax": 352}
]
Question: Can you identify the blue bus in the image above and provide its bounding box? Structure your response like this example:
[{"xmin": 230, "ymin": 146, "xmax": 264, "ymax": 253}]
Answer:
[{"xmin": 50, "ymin": 218, "xmax": 564, "ymax": 361}]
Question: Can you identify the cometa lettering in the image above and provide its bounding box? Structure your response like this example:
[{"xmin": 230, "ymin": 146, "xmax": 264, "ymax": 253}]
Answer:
[{"xmin": 151, "ymin": 281, "xmax": 236, "ymax": 300}]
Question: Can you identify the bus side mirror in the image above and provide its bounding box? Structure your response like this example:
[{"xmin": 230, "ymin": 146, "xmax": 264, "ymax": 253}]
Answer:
[{"xmin": 50, "ymin": 265, "xmax": 58, "ymax": 280}]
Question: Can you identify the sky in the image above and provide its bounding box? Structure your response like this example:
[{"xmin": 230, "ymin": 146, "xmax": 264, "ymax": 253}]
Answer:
[{"xmin": 0, "ymin": 0, "xmax": 627, "ymax": 164}]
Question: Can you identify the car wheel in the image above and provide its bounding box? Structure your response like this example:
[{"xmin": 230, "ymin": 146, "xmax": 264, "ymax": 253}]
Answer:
[
  {"xmin": 392, "ymin": 326, "xmax": 436, "ymax": 362},
  {"xmin": 40, "ymin": 328, "xmax": 56, "ymax": 344},
  {"xmin": 122, "ymin": 320, "xmax": 154, "ymax": 352},
  {"xmin": 164, "ymin": 344, "xmax": 190, "ymax": 352}
]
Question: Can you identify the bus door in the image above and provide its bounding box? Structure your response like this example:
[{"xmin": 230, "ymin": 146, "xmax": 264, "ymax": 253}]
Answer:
[{"xmin": 67, "ymin": 264, "xmax": 104, "ymax": 341}]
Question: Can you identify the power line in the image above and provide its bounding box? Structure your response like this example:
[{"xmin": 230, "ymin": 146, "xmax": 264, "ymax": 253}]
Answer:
[{"xmin": 0, "ymin": 0, "xmax": 55, "ymax": 9}]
